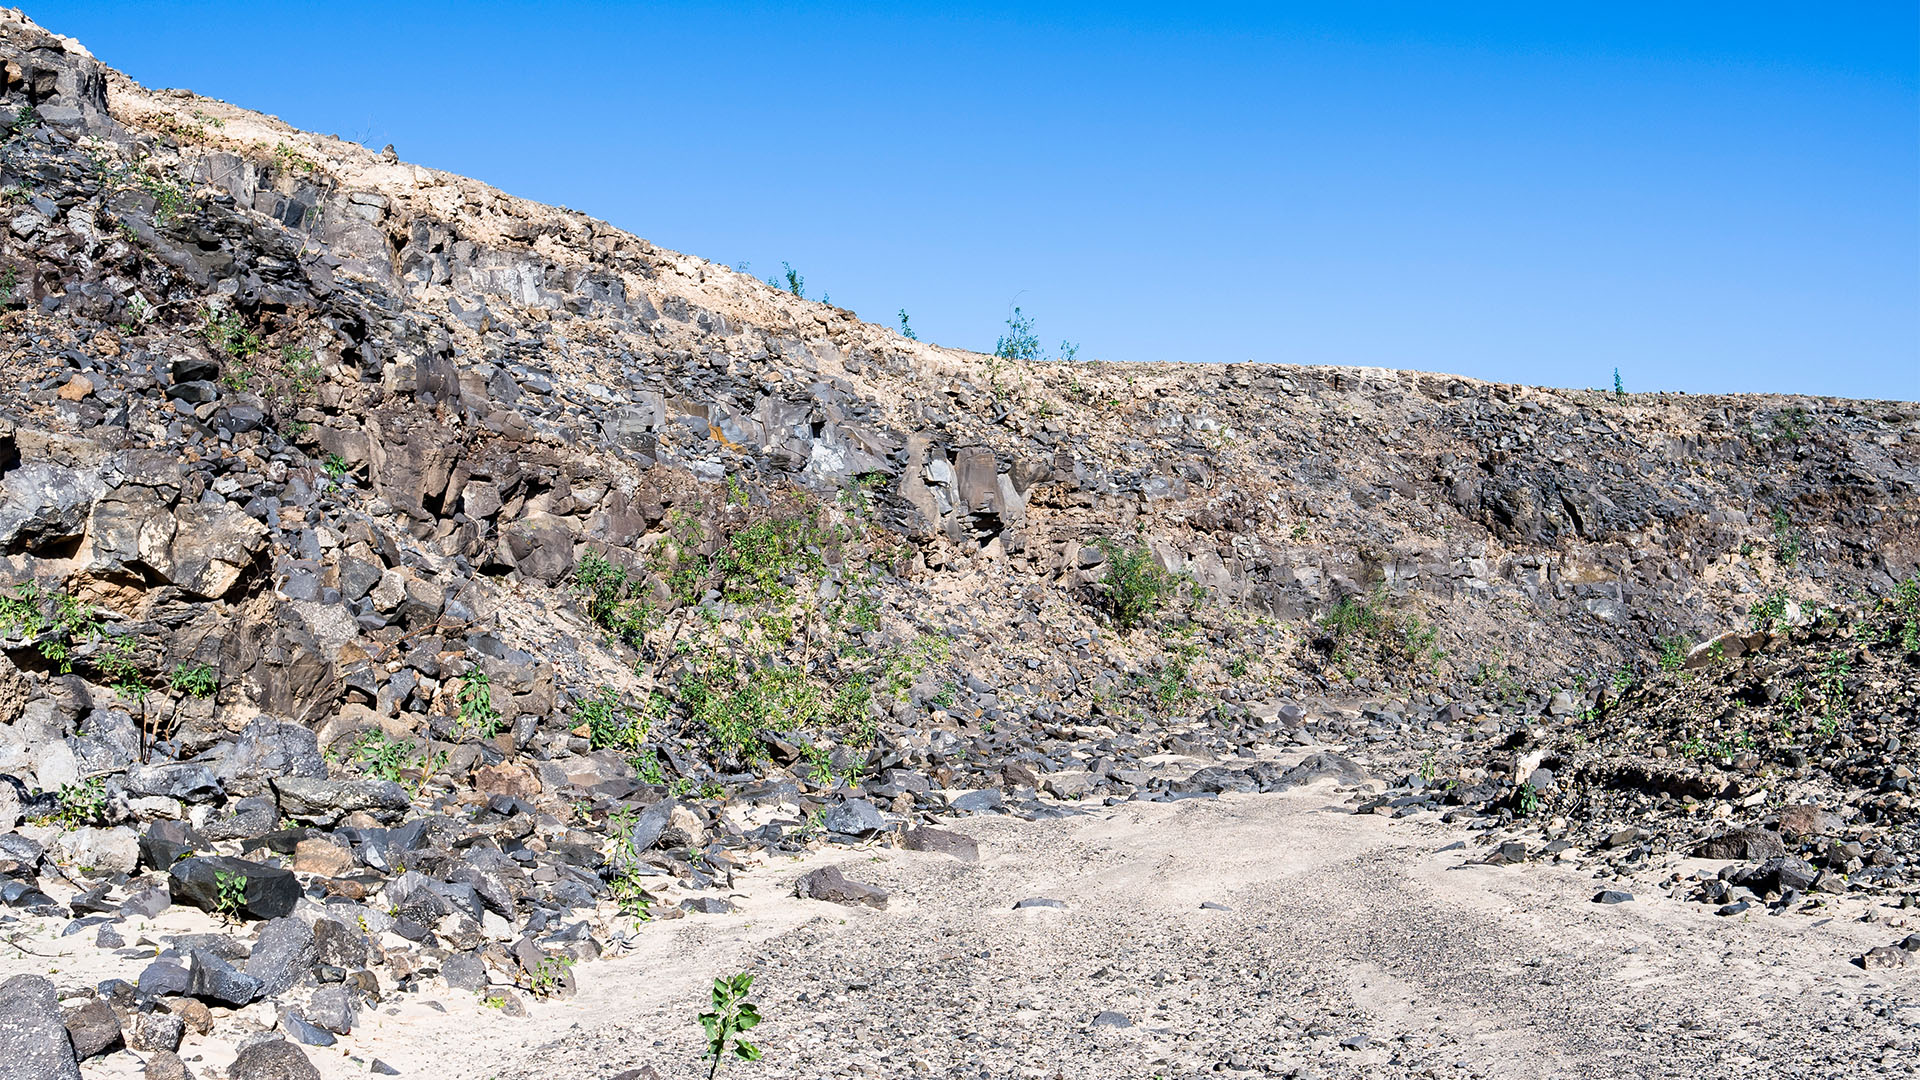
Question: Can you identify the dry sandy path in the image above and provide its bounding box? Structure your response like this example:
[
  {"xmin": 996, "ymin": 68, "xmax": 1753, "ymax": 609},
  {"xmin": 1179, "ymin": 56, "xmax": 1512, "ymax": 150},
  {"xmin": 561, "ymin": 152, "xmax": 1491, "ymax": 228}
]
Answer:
[{"xmin": 312, "ymin": 779, "xmax": 1919, "ymax": 1080}]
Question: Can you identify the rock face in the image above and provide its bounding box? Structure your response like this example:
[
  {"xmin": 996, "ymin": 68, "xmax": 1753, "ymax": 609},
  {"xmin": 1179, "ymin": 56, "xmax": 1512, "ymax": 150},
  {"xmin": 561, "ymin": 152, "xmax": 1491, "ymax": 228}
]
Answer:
[{"xmin": 0, "ymin": 9, "xmax": 1912, "ymax": 1078}]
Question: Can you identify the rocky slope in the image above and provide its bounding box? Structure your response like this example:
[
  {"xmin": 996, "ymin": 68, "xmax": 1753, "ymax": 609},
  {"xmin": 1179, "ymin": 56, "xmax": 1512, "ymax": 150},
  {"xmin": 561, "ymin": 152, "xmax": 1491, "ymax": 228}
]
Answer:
[{"xmin": 0, "ymin": 9, "xmax": 1915, "ymax": 1079}]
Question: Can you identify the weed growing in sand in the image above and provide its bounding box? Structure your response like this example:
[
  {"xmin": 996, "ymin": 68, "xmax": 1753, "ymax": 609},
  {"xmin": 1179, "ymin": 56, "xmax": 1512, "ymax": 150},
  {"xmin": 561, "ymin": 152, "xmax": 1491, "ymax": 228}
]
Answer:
[
  {"xmin": 698, "ymin": 971, "xmax": 764, "ymax": 1078},
  {"xmin": 1657, "ymin": 636, "xmax": 1687, "ymax": 672},
  {"xmin": 1515, "ymin": 781, "xmax": 1542, "ymax": 817},
  {"xmin": 1750, "ymin": 592, "xmax": 1791, "ymax": 635},
  {"xmin": 896, "ymin": 308, "xmax": 917, "ymax": 340},
  {"xmin": 47, "ymin": 778, "xmax": 107, "ymax": 829}
]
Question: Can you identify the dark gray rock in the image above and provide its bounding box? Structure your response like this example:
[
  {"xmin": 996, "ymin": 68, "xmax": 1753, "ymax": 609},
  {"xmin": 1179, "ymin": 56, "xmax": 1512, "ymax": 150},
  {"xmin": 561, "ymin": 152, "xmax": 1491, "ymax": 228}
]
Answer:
[
  {"xmin": 1013, "ymin": 897, "xmax": 1067, "ymax": 910},
  {"xmin": 278, "ymin": 1010, "xmax": 335, "ymax": 1047},
  {"xmin": 229, "ymin": 1038, "xmax": 322, "ymax": 1080},
  {"xmin": 620, "ymin": 797, "xmax": 679, "ymax": 857},
  {"xmin": 822, "ymin": 799, "xmax": 887, "ymax": 836},
  {"xmin": 126, "ymin": 1010, "xmax": 184, "ymax": 1052},
  {"xmin": 0, "ymin": 974, "xmax": 81, "ymax": 1080},
  {"xmin": 169, "ymin": 856, "xmax": 300, "ymax": 920},
  {"xmin": 1692, "ymin": 828, "xmax": 1788, "ymax": 861},
  {"xmin": 1266, "ymin": 753, "xmax": 1369, "ymax": 790},
  {"xmin": 187, "ymin": 947, "xmax": 263, "ymax": 1006},
  {"xmin": 1593, "ymin": 890, "xmax": 1634, "ymax": 904},
  {"xmin": 311, "ymin": 918, "xmax": 368, "ymax": 969},
  {"xmin": 902, "ymin": 826, "xmax": 979, "ymax": 862},
  {"xmin": 125, "ymin": 763, "xmax": 223, "ymax": 803},
  {"xmin": 949, "ymin": 789, "xmax": 1004, "ymax": 813},
  {"xmin": 440, "ymin": 951, "xmax": 487, "ymax": 991},
  {"xmin": 306, "ymin": 985, "xmax": 358, "ymax": 1035},
  {"xmin": 793, "ymin": 865, "xmax": 889, "ymax": 908},
  {"xmin": 270, "ymin": 777, "xmax": 409, "ymax": 823},
  {"xmin": 245, "ymin": 918, "xmax": 316, "ymax": 998},
  {"xmin": 60, "ymin": 997, "xmax": 121, "ymax": 1060},
  {"xmin": 136, "ymin": 960, "xmax": 190, "ymax": 998},
  {"xmin": 139, "ymin": 821, "xmax": 207, "ymax": 871}
]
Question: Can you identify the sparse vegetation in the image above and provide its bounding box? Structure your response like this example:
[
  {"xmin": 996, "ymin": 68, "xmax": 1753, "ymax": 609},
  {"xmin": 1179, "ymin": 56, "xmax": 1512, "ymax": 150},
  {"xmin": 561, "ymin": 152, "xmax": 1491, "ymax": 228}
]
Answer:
[
  {"xmin": 699, "ymin": 971, "xmax": 764, "ymax": 1078},
  {"xmin": 456, "ymin": 670, "xmax": 502, "ymax": 739},
  {"xmin": 994, "ymin": 306, "xmax": 1042, "ymax": 362},
  {"xmin": 1094, "ymin": 538, "xmax": 1177, "ymax": 631},
  {"xmin": 0, "ymin": 582, "xmax": 103, "ymax": 674},
  {"xmin": 169, "ymin": 662, "xmax": 217, "ymax": 698},
  {"xmin": 212, "ymin": 869, "xmax": 248, "ymax": 923}
]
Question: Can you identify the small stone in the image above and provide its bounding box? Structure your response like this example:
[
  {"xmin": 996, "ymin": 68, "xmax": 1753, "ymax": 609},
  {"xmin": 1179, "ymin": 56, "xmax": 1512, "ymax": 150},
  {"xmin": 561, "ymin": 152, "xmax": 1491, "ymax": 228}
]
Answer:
[
  {"xmin": 142, "ymin": 1050, "xmax": 192, "ymax": 1080},
  {"xmin": 61, "ymin": 997, "xmax": 122, "ymax": 1060},
  {"xmin": 1091, "ymin": 1010, "xmax": 1131, "ymax": 1028},
  {"xmin": 1013, "ymin": 897, "xmax": 1067, "ymax": 910},
  {"xmin": 187, "ymin": 947, "xmax": 263, "ymax": 1006},
  {"xmin": 793, "ymin": 865, "xmax": 889, "ymax": 909},
  {"xmin": 56, "ymin": 375, "xmax": 93, "ymax": 401},
  {"xmin": 279, "ymin": 1011, "xmax": 335, "ymax": 1047},
  {"xmin": 228, "ymin": 1038, "xmax": 321, "ymax": 1080},
  {"xmin": 902, "ymin": 826, "xmax": 978, "ymax": 862},
  {"xmin": 127, "ymin": 1010, "xmax": 185, "ymax": 1053},
  {"xmin": 1593, "ymin": 890, "xmax": 1634, "ymax": 905}
]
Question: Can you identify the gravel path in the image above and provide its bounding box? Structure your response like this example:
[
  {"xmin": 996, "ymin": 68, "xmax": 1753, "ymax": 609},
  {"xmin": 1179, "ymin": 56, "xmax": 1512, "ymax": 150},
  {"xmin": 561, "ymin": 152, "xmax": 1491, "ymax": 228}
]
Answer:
[{"xmin": 328, "ymin": 782, "xmax": 1916, "ymax": 1080}]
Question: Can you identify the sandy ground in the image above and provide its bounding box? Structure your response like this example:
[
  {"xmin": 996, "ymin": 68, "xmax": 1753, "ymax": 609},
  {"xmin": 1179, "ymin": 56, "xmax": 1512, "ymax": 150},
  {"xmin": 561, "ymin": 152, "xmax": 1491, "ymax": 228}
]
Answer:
[
  {"xmin": 388, "ymin": 782, "xmax": 1913, "ymax": 1080},
  {"xmin": 12, "ymin": 771, "xmax": 1918, "ymax": 1080}
]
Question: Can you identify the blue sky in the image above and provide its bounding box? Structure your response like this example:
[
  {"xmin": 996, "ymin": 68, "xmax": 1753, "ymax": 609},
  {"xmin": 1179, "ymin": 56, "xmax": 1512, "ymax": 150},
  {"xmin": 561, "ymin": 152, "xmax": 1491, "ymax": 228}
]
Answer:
[{"xmin": 36, "ymin": 2, "xmax": 1918, "ymax": 399}]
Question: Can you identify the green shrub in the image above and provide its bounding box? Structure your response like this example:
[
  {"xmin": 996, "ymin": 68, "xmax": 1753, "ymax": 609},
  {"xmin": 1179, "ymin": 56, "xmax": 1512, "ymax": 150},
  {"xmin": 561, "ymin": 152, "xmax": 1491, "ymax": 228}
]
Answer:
[
  {"xmin": 994, "ymin": 306, "xmax": 1042, "ymax": 362},
  {"xmin": 699, "ymin": 972, "xmax": 764, "ymax": 1078},
  {"xmin": 456, "ymin": 671, "xmax": 502, "ymax": 739},
  {"xmin": 169, "ymin": 662, "xmax": 217, "ymax": 698},
  {"xmin": 1094, "ymin": 539, "xmax": 1177, "ymax": 630},
  {"xmin": 571, "ymin": 548, "xmax": 657, "ymax": 648}
]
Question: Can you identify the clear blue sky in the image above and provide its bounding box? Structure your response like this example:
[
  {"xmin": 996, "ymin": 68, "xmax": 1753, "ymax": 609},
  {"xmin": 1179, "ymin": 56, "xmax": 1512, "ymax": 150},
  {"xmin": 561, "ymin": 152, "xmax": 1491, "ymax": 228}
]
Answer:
[{"xmin": 34, "ymin": 2, "xmax": 1919, "ymax": 400}]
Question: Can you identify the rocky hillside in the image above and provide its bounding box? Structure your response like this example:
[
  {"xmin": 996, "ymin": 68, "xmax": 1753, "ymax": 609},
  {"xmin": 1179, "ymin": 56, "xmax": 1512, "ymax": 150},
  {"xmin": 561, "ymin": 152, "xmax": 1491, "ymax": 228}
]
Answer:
[{"xmin": 0, "ymin": 9, "xmax": 1915, "ymax": 1078}]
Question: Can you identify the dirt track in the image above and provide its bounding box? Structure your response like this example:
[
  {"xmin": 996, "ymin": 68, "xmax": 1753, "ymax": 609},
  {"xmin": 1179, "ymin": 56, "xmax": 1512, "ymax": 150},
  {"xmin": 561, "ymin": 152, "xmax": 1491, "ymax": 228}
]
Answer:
[{"xmin": 304, "ymin": 771, "xmax": 1918, "ymax": 1080}]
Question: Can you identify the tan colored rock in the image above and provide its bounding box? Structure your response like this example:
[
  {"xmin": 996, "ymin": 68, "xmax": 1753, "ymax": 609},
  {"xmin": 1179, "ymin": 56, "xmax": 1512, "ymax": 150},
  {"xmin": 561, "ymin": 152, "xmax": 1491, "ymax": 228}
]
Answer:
[
  {"xmin": 292, "ymin": 837, "xmax": 355, "ymax": 877},
  {"xmin": 55, "ymin": 374, "xmax": 92, "ymax": 400},
  {"xmin": 475, "ymin": 762, "xmax": 541, "ymax": 800}
]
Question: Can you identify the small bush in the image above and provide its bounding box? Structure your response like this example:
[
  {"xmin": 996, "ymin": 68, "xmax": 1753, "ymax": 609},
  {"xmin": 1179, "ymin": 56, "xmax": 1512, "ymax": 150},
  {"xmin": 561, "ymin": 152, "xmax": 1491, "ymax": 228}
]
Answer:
[
  {"xmin": 1093, "ymin": 539, "xmax": 1176, "ymax": 631},
  {"xmin": 994, "ymin": 306, "xmax": 1042, "ymax": 362},
  {"xmin": 456, "ymin": 671, "xmax": 502, "ymax": 739},
  {"xmin": 169, "ymin": 662, "xmax": 217, "ymax": 698}
]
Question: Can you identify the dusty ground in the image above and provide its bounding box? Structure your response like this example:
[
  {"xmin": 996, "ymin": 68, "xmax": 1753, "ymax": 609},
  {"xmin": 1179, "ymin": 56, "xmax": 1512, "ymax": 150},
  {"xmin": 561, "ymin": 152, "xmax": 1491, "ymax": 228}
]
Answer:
[
  {"xmin": 331, "ymin": 772, "xmax": 1913, "ymax": 1080},
  {"xmin": 11, "ymin": 763, "xmax": 1915, "ymax": 1079}
]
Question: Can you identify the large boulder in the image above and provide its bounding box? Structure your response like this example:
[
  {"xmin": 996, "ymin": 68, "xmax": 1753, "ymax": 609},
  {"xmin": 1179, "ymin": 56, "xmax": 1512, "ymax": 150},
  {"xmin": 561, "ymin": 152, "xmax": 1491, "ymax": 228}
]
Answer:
[
  {"xmin": 270, "ymin": 776, "xmax": 409, "ymax": 824},
  {"xmin": 0, "ymin": 974, "xmax": 81, "ymax": 1080},
  {"xmin": 0, "ymin": 463, "xmax": 104, "ymax": 554},
  {"xmin": 244, "ymin": 918, "xmax": 316, "ymax": 998},
  {"xmin": 168, "ymin": 856, "xmax": 300, "ymax": 920},
  {"xmin": 161, "ymin": 502, "xmax": 268, "ymax": 598}
]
